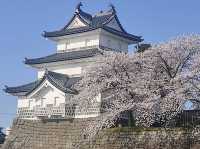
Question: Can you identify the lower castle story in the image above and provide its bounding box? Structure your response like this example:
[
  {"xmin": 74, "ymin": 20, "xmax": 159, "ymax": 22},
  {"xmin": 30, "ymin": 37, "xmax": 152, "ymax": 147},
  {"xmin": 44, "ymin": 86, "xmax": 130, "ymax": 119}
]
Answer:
[{"xmin": 5, "ymin": 71, "xmax": 101, "ymax": 120}]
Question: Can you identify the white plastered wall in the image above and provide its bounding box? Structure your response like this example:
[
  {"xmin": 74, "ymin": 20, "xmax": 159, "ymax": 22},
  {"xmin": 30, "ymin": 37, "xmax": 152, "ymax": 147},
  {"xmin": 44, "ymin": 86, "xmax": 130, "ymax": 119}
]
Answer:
[
  {"xmin": 18, "ymin": 80, "xmax": 66, "ymax": 109},
  {"xmin": 18, "ymin": 98, "xmax": 30, "ymax": 108},
  {"xmin": 17, "ymin": 81, "xmax": 102, "ymax": 119},
  {"xmin": 36, "ymin": 57, "xmax": 99, "ymax": 79},
  {"xmin": 34, "ymin": 86, "xmax": 65, "ymax": 107},
  {"xmin": 57, "ymin": 34, "xmax": 99, "ymax": 52}
]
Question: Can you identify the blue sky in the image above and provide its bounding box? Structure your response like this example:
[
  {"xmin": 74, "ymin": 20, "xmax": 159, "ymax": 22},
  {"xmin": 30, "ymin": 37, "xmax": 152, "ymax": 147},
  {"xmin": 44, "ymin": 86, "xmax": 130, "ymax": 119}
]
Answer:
[{"xmin": 0, "ymin": 0, "xmax": 200, "ymax": 129}]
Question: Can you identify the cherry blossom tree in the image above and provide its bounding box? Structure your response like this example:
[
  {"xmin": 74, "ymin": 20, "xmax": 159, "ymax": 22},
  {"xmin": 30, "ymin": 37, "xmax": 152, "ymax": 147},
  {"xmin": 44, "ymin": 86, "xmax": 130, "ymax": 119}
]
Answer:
[{"xmin": 73, "ymin": 34, "xmax": 200, "ymax": 145}]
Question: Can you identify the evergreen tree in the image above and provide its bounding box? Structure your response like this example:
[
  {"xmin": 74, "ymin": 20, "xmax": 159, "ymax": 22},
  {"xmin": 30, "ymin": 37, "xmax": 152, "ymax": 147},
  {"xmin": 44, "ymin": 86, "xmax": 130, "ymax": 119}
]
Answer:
[
  {"xmin": 135, "ymin": 43, "xmax": 151, "ymax": 53},
  {"xmin": 0, "ymin": 127, "xmax": 5, "ymax": 144}
]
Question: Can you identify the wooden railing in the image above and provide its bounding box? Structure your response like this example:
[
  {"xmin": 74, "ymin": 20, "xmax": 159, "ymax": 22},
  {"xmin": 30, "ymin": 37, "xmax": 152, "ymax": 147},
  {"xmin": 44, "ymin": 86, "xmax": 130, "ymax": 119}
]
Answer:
[
  {"xmin": 17, "ymin": 103, "xmax": 101, "ymax": 119},
  {"xmin": 17, "ymin": 107, "xmax": 34, "ymax": 119},
  {"xmin": 34, "ymin": 106, "xmax": 65, "ymax": 117}
]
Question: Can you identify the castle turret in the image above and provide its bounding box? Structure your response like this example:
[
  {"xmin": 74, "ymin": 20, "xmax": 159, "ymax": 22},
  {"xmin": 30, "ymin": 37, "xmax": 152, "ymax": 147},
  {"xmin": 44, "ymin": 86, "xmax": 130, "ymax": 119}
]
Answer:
[{"xmin": 4, "ymin": 3, "xmax": 143, "ymax": 120}]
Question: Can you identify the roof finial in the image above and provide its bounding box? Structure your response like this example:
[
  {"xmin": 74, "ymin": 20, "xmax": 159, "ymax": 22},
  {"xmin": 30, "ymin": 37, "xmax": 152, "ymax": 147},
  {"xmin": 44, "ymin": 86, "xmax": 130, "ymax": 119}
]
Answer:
[
  {"xmin": 109, "ymin": 3, "xmax": 116, "ymax": 14},
  {"xmin": 76, "ymin": 2, "xmax": 83, "ymax": 13},
  {"xmin": 41, "ymin": 31, "xmax": 46, "ymax": 37}
]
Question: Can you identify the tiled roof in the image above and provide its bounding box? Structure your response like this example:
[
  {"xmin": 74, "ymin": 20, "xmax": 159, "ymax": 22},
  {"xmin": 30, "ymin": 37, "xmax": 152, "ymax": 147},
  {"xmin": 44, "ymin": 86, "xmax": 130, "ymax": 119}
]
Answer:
[
  {"xmin": 46, "ymin": 71, "xmax": 80, "ymax": 94},
  {"xmin": 44, "ymin": 26, "xmax": 96, "ymax": 37},
  {"xmin": 42, "ymin": 5, "xmax": 142, "ymax": 42},
  {"xmin": 43, "ymin": 26, "xmax": 142, "ymax": 42},
  {"xmin": 4, "ymin": 80, "xmax": 41, "ymax": 96},
  {"xmin": 90, "ymin": 12, "xmax": 114, "ymax": 27},
  {"xmin": 4, "ymin": 71, "xmax": 80, "ymax": 97},
  {"xmin": 102, "ymin": 26, "xmax": 143, "ymax": 42},
  {"xmin": 24, "ymin": 48, "xmax": 101, "ymax": 65}
]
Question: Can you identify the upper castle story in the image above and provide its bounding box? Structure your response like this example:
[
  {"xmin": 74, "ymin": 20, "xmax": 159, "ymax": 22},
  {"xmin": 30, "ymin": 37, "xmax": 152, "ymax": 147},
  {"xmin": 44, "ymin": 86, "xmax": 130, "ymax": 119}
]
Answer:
[{"xmin": 42, "ymin": 3, "xmax": 143, "ymax": 52}]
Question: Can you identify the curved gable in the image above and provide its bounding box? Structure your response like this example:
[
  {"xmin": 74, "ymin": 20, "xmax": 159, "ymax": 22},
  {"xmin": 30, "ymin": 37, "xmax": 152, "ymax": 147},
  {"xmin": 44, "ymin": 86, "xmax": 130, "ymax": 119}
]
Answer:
[
  {"xmin": 4, "ymin": 71, "xmax": 79, "ymax": 97},
  {"xmin": 27, "ymin": 79, "xmax": 65, "ymax": 99}
]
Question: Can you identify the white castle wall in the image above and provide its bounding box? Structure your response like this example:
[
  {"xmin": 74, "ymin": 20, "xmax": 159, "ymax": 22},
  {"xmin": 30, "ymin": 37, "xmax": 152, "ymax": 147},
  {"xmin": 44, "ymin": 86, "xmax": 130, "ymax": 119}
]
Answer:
[
  {"xmin": 57, "ymin": 34, "xmax": 99, "ymax": 52},
  {"xmin": 33, "ymin": 87, "xmax": 65, "ymax": 107},
  {"xmin": 18, "ymin": 98, "xmax": 30, "ymax": 108},
  {"xmin": 56, "ymin": 31, "xmax": 129, "ymax": 53},
  {"xmin": 18, "ymin": 83, "xmax": 66, "ymax": 109},
  {"xmin": 36, "ymin": 56, "xmax": 99, "ymax": 79}
]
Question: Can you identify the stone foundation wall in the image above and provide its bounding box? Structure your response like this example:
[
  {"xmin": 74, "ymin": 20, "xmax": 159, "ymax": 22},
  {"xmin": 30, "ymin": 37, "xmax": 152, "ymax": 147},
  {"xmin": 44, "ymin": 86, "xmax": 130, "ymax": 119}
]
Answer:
[{"xmin": 2, "ymin": 119, "xmax": 200, "ymax": 149}]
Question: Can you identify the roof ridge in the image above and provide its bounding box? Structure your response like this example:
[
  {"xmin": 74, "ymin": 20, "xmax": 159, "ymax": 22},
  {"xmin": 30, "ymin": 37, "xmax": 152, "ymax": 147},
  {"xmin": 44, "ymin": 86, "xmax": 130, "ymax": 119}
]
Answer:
[{"xmin": 93, "ymin": 11, "xmax": 113, "ymax": 17}]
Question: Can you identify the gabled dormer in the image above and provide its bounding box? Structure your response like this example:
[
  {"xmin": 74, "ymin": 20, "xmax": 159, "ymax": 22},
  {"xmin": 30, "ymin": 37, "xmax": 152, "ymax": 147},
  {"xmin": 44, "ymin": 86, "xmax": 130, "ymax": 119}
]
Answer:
[{"xmin": 67, "ymin": 17, "xmax": 88, "ymax": 29}]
